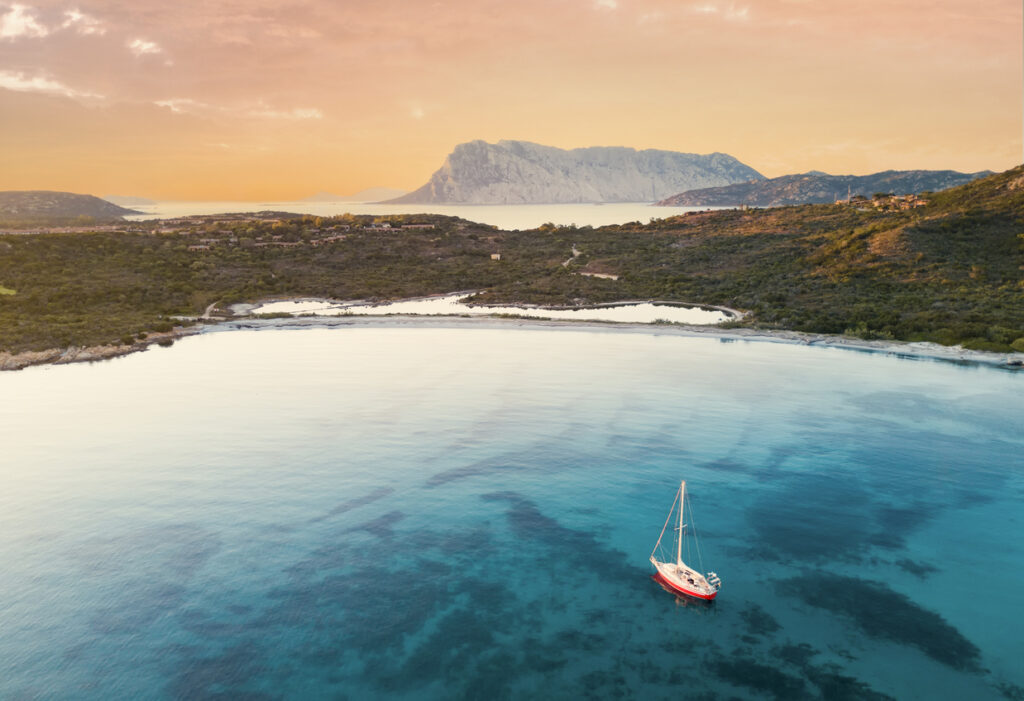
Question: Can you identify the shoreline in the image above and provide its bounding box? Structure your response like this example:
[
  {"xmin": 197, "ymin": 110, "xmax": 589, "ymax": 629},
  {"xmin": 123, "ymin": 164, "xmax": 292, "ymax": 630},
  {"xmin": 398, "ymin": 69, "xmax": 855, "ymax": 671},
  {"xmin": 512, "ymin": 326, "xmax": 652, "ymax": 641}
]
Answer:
[
  {"xmin": 217, "ymin": 315, "xmax": 1023, "ymax": 369},
  {"xmin": 2, "ymin": 313, "xmax": 1021, "ymax": 373},
  {"xmin": 0, "ymin": 327, "xmax": 201, "ymax": 371}
]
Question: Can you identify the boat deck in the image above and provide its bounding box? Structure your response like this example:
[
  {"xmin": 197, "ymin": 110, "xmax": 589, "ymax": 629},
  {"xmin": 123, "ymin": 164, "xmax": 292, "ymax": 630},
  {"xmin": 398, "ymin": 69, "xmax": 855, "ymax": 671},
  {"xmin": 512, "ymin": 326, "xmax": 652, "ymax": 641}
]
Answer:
[{"xmin": 651, "ymin": 558, "xmax": 718, "ymax": 598}]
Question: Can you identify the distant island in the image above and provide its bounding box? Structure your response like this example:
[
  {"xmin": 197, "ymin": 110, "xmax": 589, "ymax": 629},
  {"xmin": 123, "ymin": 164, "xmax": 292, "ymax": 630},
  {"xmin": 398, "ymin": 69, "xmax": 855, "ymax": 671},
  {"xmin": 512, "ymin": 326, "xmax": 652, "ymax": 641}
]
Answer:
[
  {"xmin": 656, "ymin": 169, "xmax": 990, "ymax": 207},
  {"xmin": 0, "ymin": 190, "xmax": 140, "ymax": 221},
  {"xmin": 386, "ymin": 140, "xmax": 764, "ymax": 204},
  {"xmin": 103, "ymin": 195, "xmax": 157, "ymax": 207},
  {"xmin": 302, "ymin": 187, "xmax": 408, "ymax": 203}
]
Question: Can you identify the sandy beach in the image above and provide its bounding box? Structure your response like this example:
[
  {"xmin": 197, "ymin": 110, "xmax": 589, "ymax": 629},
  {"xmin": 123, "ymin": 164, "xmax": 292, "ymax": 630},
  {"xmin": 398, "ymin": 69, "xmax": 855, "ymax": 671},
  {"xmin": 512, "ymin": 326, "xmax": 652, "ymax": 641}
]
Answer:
[
  {"xmin": 212, "ymin": 314, "xmax": 1024, "ymax": 370},
  {"xmin": 2, "ymin": 311, "xmax": 1022, "ymax": 372}
]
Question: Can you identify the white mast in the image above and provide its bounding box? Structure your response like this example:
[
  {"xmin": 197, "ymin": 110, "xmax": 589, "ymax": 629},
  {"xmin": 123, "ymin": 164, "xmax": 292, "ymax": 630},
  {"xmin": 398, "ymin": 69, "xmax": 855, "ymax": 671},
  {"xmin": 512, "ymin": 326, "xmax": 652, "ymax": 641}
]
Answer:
[{"xmin": 677, "ymin": 480, "xmax": 685, "ymax": 566}]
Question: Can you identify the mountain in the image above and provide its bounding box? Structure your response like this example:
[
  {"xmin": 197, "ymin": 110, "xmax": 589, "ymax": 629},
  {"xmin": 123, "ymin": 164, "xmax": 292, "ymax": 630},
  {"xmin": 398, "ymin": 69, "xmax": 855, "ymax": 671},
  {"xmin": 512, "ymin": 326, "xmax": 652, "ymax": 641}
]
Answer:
[
  {"xmin": 656, "ymin": 169, "xmax": 991, "ymax": 207},
  {"xmin": 302, "ymin": 187, "xmax": 408, "ymax": 203},
  {"xmin": 386, "ymin": 140, "xmax": 764, "ymax": 204},
  {"xmin": 103, "ymin": 195, "xmax": 157, "ymax": 207},
  {"xmin": 0, "ymin": 191, "xmax": 140, "ymax": 219}
]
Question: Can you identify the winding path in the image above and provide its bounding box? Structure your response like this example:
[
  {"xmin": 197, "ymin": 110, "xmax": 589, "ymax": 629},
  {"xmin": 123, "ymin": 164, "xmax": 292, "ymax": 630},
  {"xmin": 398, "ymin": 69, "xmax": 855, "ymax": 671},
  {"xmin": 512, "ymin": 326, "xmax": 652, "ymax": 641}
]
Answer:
[{"xmin": 202, "ymin": 301, "xmax": 220, "ymax": 320}]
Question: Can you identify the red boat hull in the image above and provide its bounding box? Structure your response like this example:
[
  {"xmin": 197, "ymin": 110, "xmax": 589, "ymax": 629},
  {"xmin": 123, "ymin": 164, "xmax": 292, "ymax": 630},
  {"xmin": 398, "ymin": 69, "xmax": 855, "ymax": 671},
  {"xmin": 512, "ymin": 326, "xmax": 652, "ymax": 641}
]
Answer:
[{"xmin": 652, "ymin": 571, "xmax": 718, "ymax": 600}]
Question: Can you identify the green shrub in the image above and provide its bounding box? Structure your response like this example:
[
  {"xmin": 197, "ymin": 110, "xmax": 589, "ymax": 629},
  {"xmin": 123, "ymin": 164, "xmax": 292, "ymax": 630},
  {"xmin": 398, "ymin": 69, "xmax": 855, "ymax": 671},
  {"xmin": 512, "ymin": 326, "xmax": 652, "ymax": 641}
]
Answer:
[
  {"xmin": 962, "ymin": 338, "xmax": 1011, "ymax": 352},
  {"xmin": 986, "ymin": 326, "xmax": 1018, "ymax": 344}
]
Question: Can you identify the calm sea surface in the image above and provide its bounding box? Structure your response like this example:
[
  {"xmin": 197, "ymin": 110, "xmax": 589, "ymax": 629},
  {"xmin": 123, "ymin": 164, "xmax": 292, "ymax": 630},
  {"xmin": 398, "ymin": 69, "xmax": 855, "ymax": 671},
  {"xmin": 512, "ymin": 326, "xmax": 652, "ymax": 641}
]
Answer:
[
  {"xmin": 2, "ymin": 324, "xmax": 1022, "ymax": 699},
  {"xmin": 125, "ymin": 201, "xmax": 711, "ymax": 229}
]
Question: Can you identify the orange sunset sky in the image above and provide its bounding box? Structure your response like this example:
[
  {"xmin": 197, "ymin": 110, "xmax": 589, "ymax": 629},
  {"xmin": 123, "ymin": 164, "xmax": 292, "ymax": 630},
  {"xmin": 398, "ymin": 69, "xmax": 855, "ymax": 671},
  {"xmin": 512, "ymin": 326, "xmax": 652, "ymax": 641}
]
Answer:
[{"xmin": 1, "ymin": 0, "xmax": 1021, "ymax": 200}]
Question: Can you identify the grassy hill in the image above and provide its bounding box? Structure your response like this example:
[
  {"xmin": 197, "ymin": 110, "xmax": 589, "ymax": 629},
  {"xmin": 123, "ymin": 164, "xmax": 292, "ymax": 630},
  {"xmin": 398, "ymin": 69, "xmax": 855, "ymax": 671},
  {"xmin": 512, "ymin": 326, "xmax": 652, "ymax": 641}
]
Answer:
[
  {"xmin": 1, "ymin": 167, "xmax": 1022, "ymax": 356},
  {"xmin": 656, "ymin": 169, "xmax": 990, "ymax": 207},
  {"xmin": 0, "ymin": 190, "xmax": 139, "ymax": 224}
]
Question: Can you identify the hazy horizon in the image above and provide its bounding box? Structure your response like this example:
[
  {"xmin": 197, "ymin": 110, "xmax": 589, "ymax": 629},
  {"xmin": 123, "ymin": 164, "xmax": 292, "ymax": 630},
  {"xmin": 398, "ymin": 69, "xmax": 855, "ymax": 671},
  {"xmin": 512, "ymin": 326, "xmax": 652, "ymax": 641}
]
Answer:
[{"xmin": 1, "ymin": 0, "xmax": 1021, "ymax": 200}]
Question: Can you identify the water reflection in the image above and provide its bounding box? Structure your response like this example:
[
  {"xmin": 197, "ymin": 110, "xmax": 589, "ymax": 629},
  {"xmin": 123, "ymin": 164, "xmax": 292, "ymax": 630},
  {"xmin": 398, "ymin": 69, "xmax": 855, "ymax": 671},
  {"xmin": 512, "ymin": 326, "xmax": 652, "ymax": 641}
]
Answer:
[{"xmin": 651, "ymin": 575, "xmax": 717, "ymax": 610}]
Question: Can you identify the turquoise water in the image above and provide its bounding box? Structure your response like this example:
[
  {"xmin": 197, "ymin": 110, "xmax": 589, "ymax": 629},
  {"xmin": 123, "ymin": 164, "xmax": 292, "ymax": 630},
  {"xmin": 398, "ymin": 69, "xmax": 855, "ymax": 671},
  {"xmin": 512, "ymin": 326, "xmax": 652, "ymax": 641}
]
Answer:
[{"xmin": 1, "ymin": 325, "xmax": 1022, "ymax": 699}]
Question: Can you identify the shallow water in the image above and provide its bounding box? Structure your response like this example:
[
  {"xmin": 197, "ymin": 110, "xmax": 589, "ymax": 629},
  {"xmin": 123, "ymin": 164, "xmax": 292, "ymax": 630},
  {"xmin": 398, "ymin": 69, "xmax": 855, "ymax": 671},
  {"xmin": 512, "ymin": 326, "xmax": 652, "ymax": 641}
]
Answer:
[
  {"xmin": 249, "ymin": 294, "xmax": 732, "ymax": 325},
  {"xmin": 1, "ymin": 325, "xmax": 1022, "ymax": 699}
]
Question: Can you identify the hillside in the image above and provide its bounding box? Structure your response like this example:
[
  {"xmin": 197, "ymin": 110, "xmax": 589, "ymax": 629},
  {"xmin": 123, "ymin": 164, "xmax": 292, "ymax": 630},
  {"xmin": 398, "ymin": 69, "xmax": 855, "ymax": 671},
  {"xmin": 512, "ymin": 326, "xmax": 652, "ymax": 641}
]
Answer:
[
  {"xmin": 0, "ymin": 190, "xmax": 140, "ymax": 221},
  {"xmin": 1, "ymin": 166, "xmax": 1022, "ymax": 359},
  {"xmin": 388, "ymin": 140, "xmax": 764, "ymax": 204},
  {"xmin": 657, "ymin": 169, "xmax": 989, "ymax": 207},
  {"xmin": 560, "ymin": 165, "xmax": 1022, "ymax": 350}
]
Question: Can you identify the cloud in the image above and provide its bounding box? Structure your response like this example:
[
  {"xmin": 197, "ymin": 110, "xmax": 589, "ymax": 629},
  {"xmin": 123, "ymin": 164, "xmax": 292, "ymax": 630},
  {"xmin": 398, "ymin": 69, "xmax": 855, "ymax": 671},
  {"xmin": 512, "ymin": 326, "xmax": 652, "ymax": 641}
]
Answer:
[
  {"xmin": 593, "ymin": 0, "xmax": 617, "ymax": 9},
  {"xmin": 0, "ymin": 5, "xmax": 106, "ymax": 40},
  {"xmin": 127, "ymin": 37, "xmax": 163, "ymax": 56},
  {"xmin": 0, "ymin": 69, "xmax": 99, "ymax": 99},
  {"xmin": 689, "ymin": 3, "xmax": 750, "ymax": 22},
  {"xmin": 155, "ymin": 97, "xmax": 323, "ymax": 121},
  {"xmin": 637, "ymin": 11, "xmax": 665, "ymax": 24},
  {"xmin": 155, "ymin": 97, "xmax": 206, "ymax": 114},
  {"xmin": 248, "ymin": 106, "xmax": 323, "ymax": 120},
  {"xmin": 62, "ymin": 8, "xmax": 105, "ymax": 35},
  {"xmin": 725, "ymin": 5, "xmax": 750, "ymax": 21},
  {"xmin": 264, "ymin": 23, "xmax": 320, "ymax": 40},
  {"xmin": 127, "ymin": 37, "xmax": 173, "ymax": 65},
  {"xmin": 0, "ymin": 3, "xmax": 48, "ymax": 39}
]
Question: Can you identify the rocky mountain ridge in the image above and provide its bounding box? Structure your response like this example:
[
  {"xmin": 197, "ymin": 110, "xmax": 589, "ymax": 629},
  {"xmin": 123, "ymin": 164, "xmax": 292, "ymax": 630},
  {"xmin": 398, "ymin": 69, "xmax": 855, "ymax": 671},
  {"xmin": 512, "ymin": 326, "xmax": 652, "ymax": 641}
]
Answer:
[
  {"xmin": 656, "ymin": 170, "xmax": 991, "ymax": 207},
  {"xmin": 387, "ymin": 140, "xmax": 764, "ymax": 204}
]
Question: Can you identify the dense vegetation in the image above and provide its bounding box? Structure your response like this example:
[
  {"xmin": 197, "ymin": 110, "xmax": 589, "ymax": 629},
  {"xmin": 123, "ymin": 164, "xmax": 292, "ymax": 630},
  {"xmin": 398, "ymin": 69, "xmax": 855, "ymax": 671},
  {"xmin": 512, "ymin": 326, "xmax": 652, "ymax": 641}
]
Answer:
[
  {"xmin": 656, "ymin": 169, "xmax": 989, "ymax": 207},
  {"xmin": 1, "ymin": 167, "xmax": 1022, "ymax": 356}
]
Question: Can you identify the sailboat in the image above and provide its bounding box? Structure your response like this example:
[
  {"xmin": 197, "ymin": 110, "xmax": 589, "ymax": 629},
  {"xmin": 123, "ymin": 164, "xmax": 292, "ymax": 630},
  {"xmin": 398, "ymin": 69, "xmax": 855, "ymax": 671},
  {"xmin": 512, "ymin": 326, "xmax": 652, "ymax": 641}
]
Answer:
[{"xmin": 650, "ymin": 480, "xmax": 722, "ymax": 600}]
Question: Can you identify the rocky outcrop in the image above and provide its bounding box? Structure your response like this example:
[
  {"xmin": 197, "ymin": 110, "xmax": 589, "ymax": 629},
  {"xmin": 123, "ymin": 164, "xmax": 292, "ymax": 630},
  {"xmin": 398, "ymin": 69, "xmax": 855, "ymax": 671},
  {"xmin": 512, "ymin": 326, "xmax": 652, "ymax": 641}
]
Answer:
[
  {"xmin": 0, "ymin": 328, "xmax": 196, "ymax": 371},
  {"xmin": 656, "ymin": 170, "xmax": 991, "ymax": 207},
  {"xmin": 387, "ymin": 140, "xmax": 764, "ymax": 204},
  {"xmin": 0, "ymin": 190, "xmax": 140, "ymax": 218}
]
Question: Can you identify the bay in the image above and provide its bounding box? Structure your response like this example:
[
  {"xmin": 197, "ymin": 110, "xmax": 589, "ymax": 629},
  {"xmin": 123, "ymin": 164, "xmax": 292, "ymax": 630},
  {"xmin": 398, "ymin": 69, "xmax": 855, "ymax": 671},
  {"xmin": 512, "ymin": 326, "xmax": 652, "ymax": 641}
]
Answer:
[
  {"xmin": 1, "ymin": 323, "xmax": 1022, "ymax": 699},
  {"xmin": 124, "ymin": 201, "xmax": 713, "ymax": 230}
]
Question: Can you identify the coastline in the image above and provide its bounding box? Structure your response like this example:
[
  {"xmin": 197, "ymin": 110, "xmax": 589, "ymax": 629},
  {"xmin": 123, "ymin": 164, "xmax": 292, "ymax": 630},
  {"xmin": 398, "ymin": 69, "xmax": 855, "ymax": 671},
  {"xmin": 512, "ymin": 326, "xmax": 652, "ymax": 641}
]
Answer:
[
  {"xmin": 219, "ymin": 315, "xmax": 1023, "ymax": 368},
  {"xmin": 2, "ymin": 313, "xmax": 1022, "ymax": 372},
  {"xmin": 0, "ymin": 327, "xmax": 201, "ymax": 372}
]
